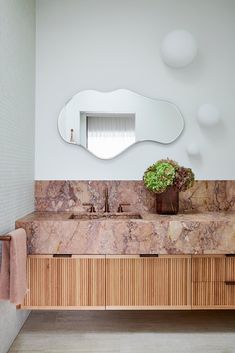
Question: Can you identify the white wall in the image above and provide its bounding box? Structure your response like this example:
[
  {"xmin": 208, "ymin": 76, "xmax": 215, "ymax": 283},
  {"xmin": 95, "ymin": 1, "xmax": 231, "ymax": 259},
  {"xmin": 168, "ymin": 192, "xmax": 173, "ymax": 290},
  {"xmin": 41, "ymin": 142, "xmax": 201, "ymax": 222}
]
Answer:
[
  {"xmin": 0, "ymin": 1, "xmax": 35, "ymax": 352},
  {"xmin": 35, "ymin": 0, "xmax": 235, "ymax": 180}
]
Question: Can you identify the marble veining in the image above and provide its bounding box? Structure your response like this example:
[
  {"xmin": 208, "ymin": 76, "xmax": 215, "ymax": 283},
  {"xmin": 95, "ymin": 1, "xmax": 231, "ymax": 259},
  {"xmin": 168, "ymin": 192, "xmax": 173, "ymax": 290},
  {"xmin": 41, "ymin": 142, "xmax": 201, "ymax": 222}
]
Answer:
[
  {"xmin": 35, "ymin": 180, "xmax": 235, "ymax": 213},
  {"xmin": 16, "ymin": 211, "xmax": 235, "ymax": 255},
  {"xmin": 15, "ymin": 180, "xmax": 235, "ymax": 255}
]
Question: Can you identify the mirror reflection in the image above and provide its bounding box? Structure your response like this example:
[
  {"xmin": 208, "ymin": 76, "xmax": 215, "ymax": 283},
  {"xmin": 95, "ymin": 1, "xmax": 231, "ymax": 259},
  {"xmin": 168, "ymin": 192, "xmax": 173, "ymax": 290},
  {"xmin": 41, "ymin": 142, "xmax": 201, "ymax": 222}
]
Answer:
[{"xmin": 58, "ymin": 89, "xmax": 184, "ymax": 159}]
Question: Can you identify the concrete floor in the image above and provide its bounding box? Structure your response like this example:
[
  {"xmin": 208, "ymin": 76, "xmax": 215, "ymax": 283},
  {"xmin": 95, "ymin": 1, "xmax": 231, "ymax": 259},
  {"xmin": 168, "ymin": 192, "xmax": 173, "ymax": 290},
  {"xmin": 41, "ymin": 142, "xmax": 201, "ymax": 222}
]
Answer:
[{"xmin": 8, "ymin": 310, "xmax": 235, "ymax": 353}]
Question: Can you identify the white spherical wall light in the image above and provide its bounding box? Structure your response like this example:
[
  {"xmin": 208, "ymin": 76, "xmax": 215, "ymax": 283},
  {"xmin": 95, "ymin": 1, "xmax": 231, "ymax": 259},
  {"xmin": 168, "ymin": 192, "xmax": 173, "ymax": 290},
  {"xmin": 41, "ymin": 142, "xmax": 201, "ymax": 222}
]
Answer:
[
  {"xmin": 186, "ymin": 142, "xmax": 200, "ymax": 156},
  {"xmin": 161, "ymin": 30, "xmax": 198, "ymax": 68},
  {"xmin": 197, "ymin": 104, "xmax": 221, "ymax": 127}
]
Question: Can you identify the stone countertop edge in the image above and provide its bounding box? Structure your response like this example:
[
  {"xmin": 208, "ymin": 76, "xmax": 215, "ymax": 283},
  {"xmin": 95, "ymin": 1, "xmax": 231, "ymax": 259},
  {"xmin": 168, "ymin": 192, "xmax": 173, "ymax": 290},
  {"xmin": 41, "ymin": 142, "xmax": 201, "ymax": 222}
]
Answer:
[{"xmin": 15, "ymin": 211, "xmax": 235, "ymax": 256}]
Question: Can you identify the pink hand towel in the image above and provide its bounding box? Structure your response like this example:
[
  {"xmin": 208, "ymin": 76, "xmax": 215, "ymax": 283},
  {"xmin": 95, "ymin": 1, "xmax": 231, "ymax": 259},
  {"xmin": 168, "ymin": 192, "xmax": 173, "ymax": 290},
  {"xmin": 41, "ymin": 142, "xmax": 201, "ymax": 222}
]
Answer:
[{"xmin": 0, "ymin": 228, "xmax": 27, "ymax": 304}]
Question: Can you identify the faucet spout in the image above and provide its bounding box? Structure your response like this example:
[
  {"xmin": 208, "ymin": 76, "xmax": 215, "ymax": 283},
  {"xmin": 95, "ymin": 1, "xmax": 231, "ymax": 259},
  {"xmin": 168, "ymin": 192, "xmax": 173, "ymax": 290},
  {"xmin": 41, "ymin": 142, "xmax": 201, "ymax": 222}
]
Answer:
[{"xmin": 104, "ymin": 187, "xmax": 110, "ymax": 213}]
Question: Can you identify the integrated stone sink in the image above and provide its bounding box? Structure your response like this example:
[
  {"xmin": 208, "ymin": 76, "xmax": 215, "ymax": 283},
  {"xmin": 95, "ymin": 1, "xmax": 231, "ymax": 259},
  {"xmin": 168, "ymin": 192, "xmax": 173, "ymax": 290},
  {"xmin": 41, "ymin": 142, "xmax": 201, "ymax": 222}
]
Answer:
[
  {"xmin": 69, "ymin": 212, "xmax": 142, "ymax": 220},
  {"xmin": 15, "ymin": 211, "xmax": 235, "ymax": 255}
]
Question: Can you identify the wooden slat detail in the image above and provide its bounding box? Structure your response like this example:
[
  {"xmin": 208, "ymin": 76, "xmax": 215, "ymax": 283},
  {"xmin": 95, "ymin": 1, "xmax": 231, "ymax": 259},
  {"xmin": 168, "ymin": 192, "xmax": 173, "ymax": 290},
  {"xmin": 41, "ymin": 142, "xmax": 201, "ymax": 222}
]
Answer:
[
  {"xmin": 106, "ymin": 256, "xmax": 191, "ymax": 308},
  {"xmin": 192, "ymin": 255, "xmax": 235, "ymax": 308},
  {"xmin": 192, "ymin": 282, "xmax": 235, "ymax": 307},
  {"xmin": 20, "ymin": 306, "xmax": 105, "ymax": 310},
  {"xmin": 23, "ymin": 256, "xmax": 105, "ymax": 308},
  {"xmin": 225, "ymin": 257, "xmax": 235, "ymax": 281},
  {"xmin": 105, "ymin": 306, "xmax": 191, "ymax": 310},
  {"xmin": 192, "ymin": 255, "xmax": 226, "ymax": 282},
  {"xmin": 170, "ymin": 257, "xmax": 191, "ymax": 306},
  {"xmin": 23, "ymin": 254, "xmax": 235, "ymax": 310}
]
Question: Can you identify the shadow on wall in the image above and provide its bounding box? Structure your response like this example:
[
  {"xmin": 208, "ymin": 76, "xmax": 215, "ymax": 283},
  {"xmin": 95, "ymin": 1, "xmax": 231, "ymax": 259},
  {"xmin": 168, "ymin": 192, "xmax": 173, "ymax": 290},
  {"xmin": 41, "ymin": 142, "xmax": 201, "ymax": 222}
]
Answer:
[
  {"xmin": 199, "ymin": 119, "xmax": 227, "ymax": 141},
  {"xmin": 162, "ymin": 51, "xmax": 206, "ymax": 84}
]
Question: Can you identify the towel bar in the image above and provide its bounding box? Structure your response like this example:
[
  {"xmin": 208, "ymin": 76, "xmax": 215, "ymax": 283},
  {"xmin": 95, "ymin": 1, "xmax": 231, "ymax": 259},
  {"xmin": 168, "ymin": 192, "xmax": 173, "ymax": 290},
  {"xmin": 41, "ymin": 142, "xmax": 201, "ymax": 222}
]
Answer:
[{"xmin": 0, "ymin": 234, "xmax": 11, "ymax": 241}]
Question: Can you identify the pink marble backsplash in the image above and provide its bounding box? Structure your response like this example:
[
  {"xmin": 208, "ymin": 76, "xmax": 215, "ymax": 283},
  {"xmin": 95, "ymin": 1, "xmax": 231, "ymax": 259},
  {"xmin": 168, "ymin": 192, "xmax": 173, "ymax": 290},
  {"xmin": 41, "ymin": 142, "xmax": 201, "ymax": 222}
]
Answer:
[{"xmin": 35, "ymin": 180, "xmax": 235, "ymax": 213}]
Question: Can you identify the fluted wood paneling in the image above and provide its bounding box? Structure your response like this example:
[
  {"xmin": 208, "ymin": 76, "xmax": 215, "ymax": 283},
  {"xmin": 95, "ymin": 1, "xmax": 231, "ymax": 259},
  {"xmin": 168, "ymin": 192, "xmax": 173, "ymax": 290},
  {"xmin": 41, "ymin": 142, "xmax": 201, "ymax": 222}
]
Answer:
[
  {"xmin": 192, "ymin": 255, "xmax": 235, "ymax": 309},
  {"xmin": 106, "ymin": 255, "xmax": 191, "ymax": 309},
  {"xmin": 192, "ymin": 255, "xmax": 226, "ymax": 282},
  {"xmin": 22, "ymin": 255, "xmax": 235, "ymax": 310},
  {"xmin": 225, "ymin": 257, "xmax": 235, "ymax": 282},
  {"xmin": 192, "ymin": 282, "xmax": 235, "ymax": 308},
  {"xmin": 22, "ymin": 256, "xmax": 106, "ymax": 309}
]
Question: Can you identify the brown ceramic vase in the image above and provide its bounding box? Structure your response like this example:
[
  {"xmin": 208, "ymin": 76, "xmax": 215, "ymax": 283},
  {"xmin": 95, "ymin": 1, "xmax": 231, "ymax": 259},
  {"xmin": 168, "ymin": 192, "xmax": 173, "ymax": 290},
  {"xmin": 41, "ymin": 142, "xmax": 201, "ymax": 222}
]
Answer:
[{"xmin": 156, "ymin": 187, "xmax": 179, "ymax": 215}]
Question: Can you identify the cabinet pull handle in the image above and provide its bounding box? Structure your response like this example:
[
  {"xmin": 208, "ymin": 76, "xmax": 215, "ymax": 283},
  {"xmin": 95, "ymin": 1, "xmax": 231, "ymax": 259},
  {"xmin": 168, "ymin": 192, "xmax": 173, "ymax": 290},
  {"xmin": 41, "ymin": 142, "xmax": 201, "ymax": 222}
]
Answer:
[
  {"xmin": 139, "ymin": 254, "xmax": 159, "ymax": 258},
  {"xmin": 225, "ymin": 281, "xmax": 235, "ymax": 285},
  {"xmin": 53, "ymin": 254, "xmax": 72, "ymax": 258}
]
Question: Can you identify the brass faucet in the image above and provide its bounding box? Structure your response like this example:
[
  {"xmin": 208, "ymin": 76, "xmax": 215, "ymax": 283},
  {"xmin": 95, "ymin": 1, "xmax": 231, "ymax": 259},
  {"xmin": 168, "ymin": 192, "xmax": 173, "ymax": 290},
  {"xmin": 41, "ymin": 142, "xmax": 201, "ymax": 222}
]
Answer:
[{"xmin": 104, "ymin": 187, "xmax": 110, "ymax": 213}]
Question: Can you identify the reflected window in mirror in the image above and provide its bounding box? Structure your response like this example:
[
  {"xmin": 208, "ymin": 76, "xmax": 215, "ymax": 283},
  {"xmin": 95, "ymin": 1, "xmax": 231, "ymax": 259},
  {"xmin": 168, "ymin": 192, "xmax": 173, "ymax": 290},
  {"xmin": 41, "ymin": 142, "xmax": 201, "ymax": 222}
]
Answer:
[
  {"xmin": 86, "ymin": 114, "xmax": 135, "ymax": 159},
  {"xmin": 58, "ymin": 89, "xmax": 184, "ymax": 159}
]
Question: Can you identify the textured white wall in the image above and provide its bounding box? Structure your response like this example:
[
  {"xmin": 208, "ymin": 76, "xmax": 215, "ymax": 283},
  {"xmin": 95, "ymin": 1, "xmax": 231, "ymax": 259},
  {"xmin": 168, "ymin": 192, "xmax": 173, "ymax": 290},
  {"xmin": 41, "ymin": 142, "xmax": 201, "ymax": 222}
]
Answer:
[
  {"xmin": 35, "ymin": 0, "xmax": 235, "ymax": 180},
  {"xmin": 0, "ymin": 1, "xmax": 35, "ymax": 352}
]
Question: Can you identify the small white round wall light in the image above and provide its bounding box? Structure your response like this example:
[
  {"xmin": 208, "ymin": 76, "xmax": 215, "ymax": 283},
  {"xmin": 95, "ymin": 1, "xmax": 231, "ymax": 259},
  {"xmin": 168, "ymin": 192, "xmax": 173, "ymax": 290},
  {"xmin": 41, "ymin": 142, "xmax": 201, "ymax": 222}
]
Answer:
[
  {"xmin": 186, "ymin": 142, "xmax": 200, "ymax": 156},
  {"xmin": 161, "ymin": 30, "xmax": 198, "ymax": 68},
  {"xmin": 197, "ymin": 104, "xmax": 221, "ymax": 127}
]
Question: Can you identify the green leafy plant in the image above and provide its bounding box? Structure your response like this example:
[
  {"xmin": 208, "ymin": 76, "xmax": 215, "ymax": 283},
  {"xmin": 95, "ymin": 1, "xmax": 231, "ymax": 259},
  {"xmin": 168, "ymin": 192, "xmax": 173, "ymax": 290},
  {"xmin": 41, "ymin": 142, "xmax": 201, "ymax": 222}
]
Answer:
[{"xmin": 143, "ymin": 159, "xmax": 194, "ymax": 193}]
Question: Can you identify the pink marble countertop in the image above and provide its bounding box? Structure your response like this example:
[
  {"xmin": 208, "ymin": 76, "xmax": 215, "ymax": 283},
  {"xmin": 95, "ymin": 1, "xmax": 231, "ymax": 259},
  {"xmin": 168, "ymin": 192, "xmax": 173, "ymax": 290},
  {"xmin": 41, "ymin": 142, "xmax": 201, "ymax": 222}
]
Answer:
[{"xmin": 16, "ymin": 211, "xmax": 235, "ymax": 255}]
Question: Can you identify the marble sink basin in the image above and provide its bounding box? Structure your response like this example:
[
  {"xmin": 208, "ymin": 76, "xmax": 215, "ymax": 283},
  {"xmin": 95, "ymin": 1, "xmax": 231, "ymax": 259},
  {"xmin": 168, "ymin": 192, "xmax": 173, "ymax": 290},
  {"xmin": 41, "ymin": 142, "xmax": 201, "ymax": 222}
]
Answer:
[
  {"xmin": 69, "ymin": 212, "xmax": 142, "ymax": 220},
  {"xmin": 15, "ymin": 211, "xmax": 235, "ymax": 255}
]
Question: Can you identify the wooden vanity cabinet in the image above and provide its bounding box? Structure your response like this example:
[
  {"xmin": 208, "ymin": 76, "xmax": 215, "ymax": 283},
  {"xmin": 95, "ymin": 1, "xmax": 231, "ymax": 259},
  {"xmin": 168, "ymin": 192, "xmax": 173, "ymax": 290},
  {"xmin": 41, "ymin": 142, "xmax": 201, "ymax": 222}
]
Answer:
[
  {"xmin": 22, "ymin": 254, "xmax": 235, "ymax": 310},
  {"xmin": 105, "ymin": 255, "xmax": 191, "ymax": 309},
  {"xmin": 192, "ymin": 255, "xmax": 235, "ymax": 309},
  {"xmin": 22, "ymin": 255, "xmax": 106, "ymax": 309}
]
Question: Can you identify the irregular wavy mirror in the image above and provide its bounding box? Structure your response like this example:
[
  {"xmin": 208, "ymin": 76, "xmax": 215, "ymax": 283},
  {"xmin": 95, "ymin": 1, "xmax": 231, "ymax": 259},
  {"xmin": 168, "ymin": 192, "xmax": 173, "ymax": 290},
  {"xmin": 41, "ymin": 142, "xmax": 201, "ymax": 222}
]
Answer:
[{"xmin": 58, "ymin": 89, "xmax": 184, "ymax": 159}]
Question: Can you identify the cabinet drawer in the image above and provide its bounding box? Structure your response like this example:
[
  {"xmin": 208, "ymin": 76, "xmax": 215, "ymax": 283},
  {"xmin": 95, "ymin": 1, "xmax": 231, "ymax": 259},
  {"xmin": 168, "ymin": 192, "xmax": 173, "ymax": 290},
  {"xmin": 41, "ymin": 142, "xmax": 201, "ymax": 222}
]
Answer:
[
  {"xmin": 106, "ymin": 255, "xmax": 191, "ymax": 309},
  {"xmin": 192, "ymin": 282, "xmax": 235, "ymax": 308},
  {"xmin": 22, "ymin": 255, "xmax": 106, "ymax": 309},
  {"xmin": 192, "ymin": 255, "xmax": 235, "ymax": 309},
  {"xmin": 192, "ymin": 255, "xmax": 235, "ymax": 282}
]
